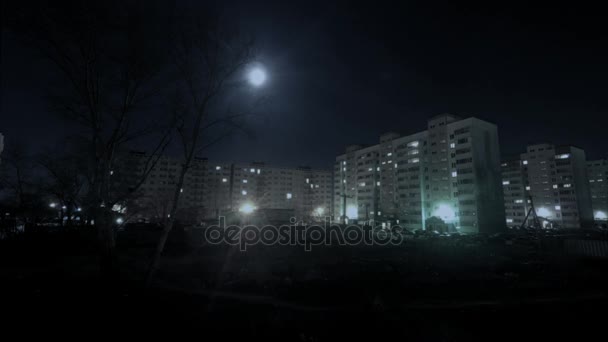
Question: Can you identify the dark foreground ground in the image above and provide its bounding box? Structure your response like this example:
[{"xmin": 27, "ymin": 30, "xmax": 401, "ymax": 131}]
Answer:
[{"xmin": 1, "ymin": 226, "xmax": 608, "ymax": 340}]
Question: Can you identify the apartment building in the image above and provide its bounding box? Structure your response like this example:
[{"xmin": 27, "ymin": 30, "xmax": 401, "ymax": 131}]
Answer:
[
  {"xmin": 501, "ymin": 156, "xmax": 529, "ymax": 227},
  {"xmin": 334, "ymin": 114, "xmax": 505, "ymax": 234},
  {"xmin": 503, "ymin": 144, "xmax": 593, "ymax": 229},
  {"xmin": 117, "ymin": 151, "xmax": 332, "ymax": 223},
  {"xmin": 116, "ymin": 151, "xmax": 207, "ymax": 222},
  {"xmin": 587, "ymin": 159, "xmax": 608, "ymax": 222},
  {"xmin": 204, "ymin": 162, "xmax": 332, "ymax": 220}
]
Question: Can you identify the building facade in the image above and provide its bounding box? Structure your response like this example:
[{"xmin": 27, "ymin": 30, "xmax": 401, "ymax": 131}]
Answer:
[
  {"xmin": 503, "ymin": 144, "xmax": 593, "ymax": 229},
  {"xmin": 587, "ymin": 159, "xmax": 608, "ymax": 223},
  {"xmin": 334, "ymin": 114, "xmax": 505, "ymax": 234},
  {"xmin": 118, "ymin": 151, "xmax": 332, "ymax": 223},
  {"xmin": 501, "ymin": 156, "xmax": 529, "ymax": 227},
  {"xmin": 117, "ymin": 151, "xmax": 207, "ymax": 222},
  {"xmin": 203, "ymin": 162, "xmax": 332, "ymax": 221}
]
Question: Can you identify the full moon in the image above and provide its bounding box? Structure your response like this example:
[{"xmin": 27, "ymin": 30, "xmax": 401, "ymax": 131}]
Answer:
[{"xmin": 248, "ymin": 68, "xmax": 267, "ymax": 86}]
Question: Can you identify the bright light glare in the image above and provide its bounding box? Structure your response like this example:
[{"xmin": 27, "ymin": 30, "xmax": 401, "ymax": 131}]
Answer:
[
  {"xmin": 248, "ymin": 68, "xmax": 266, "ymax": 86},
  {"xmin": 595, "ymin": 211, "xmax": 608, "ymax": 220},
  {"xmin": 49, "ymin": 203, "xmax": 56, "ymax": 208},
  {"xmin": 434, "ymin": 203, "xmax": 455, "ymax": 222},
  {"xmin": 116, "ymin": 217, "xmax": 124, "ymax": 224},
  {"xmin": 315, "ymin": 207, "xmax": 325, "ymax": 216},
  {"xmin": 537, "ymin": 207, "xmax": 551, "ymax": 218},
  {"xmin": 239, "ymin": 202, "xmax": 256, "ymax": 214},
  {"xmin": 346, "ymin": 205, "xmax": 358, "ymax": 219}
]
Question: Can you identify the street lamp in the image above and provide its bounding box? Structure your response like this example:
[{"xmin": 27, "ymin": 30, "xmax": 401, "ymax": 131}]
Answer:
[
  {"xmin": 239, "ymin": 202, "xmax": 256, "ymax": 214},
  {"xmin": 433, "ymin": 203, "xmax": 455, "ymax": 223},
  {"xmin": 537, "ymin": 207, "xmax": 551, "ymax": 218}
]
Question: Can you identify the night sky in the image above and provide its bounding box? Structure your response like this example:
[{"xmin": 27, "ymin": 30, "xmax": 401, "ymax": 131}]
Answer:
[{"xmin": 1, "ymin": 0, "xmax": 607, "ymax": 168}]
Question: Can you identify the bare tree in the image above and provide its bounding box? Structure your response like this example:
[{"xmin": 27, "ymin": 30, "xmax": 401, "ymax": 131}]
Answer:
[
  {"xmin": 144, "ymin": 14, "xmax": 259, "ymax": 286},
  {"xmin": 0, "ymin": 141, "xmax": 42, "ymax": 229},
  {"xmin": 6, "ymin": 1, "xmax": 176, "ymax": 282},
  {"xmin": 38, "ymin": 149, "xmax": 87, "ymax": 227}
]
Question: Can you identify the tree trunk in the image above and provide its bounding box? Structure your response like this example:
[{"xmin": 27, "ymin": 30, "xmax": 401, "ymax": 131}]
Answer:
[
  {"xmin": 144, "ymin": 164, "xmax": 189, "ymax": 288},
  {"xmin": 144, "ymin": 218, "xmax": 175, "ymax": 287},
  {"xmin": 96, "ymin": 208, "xmax": 118, "ymax": 287}
]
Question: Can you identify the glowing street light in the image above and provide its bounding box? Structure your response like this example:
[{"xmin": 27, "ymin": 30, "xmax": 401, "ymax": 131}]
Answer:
[
  {"xmin": 247, "ymin": 67, "xmax": 267, "ymax": 87},
  {"xmin": 346, "ymin": 205, "xmax": 358, "ymax": 219},
  {"xmin": 537, "ymin": 207, "xmax": 551, "ymax": 218},
  {"xmin": 433, "ymin": 203, "xmax": 456, "ymax": 223},
  {"xmin": 239, "ymin": 202, "xmax": 257, "ymax": 214}
]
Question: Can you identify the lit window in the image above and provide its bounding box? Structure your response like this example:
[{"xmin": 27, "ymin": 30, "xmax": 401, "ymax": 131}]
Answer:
[
  {"xmin": 306, "ymin": 178, "xmax": 310, "ymax": 183},
  {"xmin": 407, "ymin": 141, "xmax": 419, "ymax": 147},
  {"xmin": 506, "ymin": 218, "xmax": 513, "ymax": 223},
  {"xmin": 222, "ymin": 178, "xmax": 227, "ymax": 183},
  {"xmin": 250, "ymin": 168, "xmax": 255, "ymax": 173},
  {"xmin": 410, "ymin": 158, "xmax": 420, "ymax": 163},
  {"xmin": 526, "ymin": 186, "xmax": 531, "ymax": 190},
  {"xmin": 555, "ymin": 205, "xmax": 561, "ymax": 211},
  {"xmin": 343, "ymin": 161, "xmax": 346, "ymax": 165},
  {"xmin": 394, "ymin": 163, "xmax": 398, "ymax": 168},
  {"xmin": 515, "ymin": 199, "xmax": 523, "ymax": 203},
  {"xmin": 552, "ymin": 184, "xmax": 558, "ymax": 189},
  {"xmin": 286, "ymin": 193, "xmax": 292, "ymax": 199},
  {"xmin": 387, "ymin": 152, "xmax": 392, "ymax": 157},
  {"xmin": 564, "ymin": 183, "xmax": 571, "ymax": 188},
  {"xmin": 388, "ymin": 160, "xmax": 392, "ymax": 164},
  {"xmin": 376, "ymin": 181, "xmax": 381, "ymax": 186},
  {"xmin": 451, "ymin": 171, "xmax": 457, "ymax": 177},
  {"xmin": 502, "ymin": 180, "xmax": 510, "ymax": 185},
  {"xmin": 360, "ymin": 182, "xmax": 366, "ymax": 187},
  {"xmin": 376, "ymin": 167, "xmax": 380, "ymax": 171},
  {"xmin": 242, "ymin": 190, "xmax": 247, "ymax": 195},
  {"xmin": 343, "ymin": 167, "xmax": 347, "ymax": 171},
  {"xmin": 216, "ymin": 166, "xmax": 221, "ymax": 170},
  {"xmin": 555, "ymin": 154, "xmax": 570, "ymax": 159},
  {"xmin": 368, "ymin": 167, "xmax": 373, "ymax": 171},
  {"xmin": 343, "ymin": 179, "xmax": 346, "ymax": 183},
  {"xmin": 599, "ymin": 179, "xmax": 604, "ymax": 182},
  {"xmin": 257, "ymin": 169, "xmax": 261, "ymax": 174},
  {"xmin": 523, "ymin": 160, "xmax": 528, "ymax": 165},
  {"xmin": 450, "ymin": 143, "xmax": 456, "ymax": 149},
  {"xmin": 243, "ymin": 179, "xmax": 248, "ymax": 183},
  {"xmin": 377, "ymin": 211, "xmax": 382, "ymax": 216}
]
